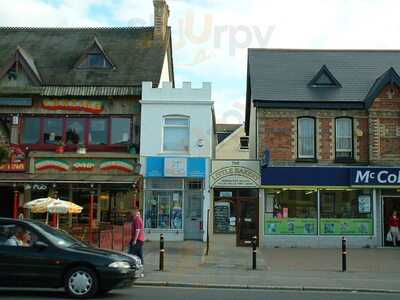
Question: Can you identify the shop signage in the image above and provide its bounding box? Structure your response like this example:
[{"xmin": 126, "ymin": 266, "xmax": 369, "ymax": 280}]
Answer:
[
  {"xmin": 265, "ymin": 217, "xmax": 317, "ymax": 235},
  {"xmin": 35, "ymin": 159, "xmax": 70, "ymax": 171},
  {"xmin": 0, "ymin": 162, "xmax": 25, "ymax": 172},
  {"xmin": 351, "ymin": 168, "xmax": 400, "ymax": 186},
  {"xmin": 146, "ymin": 157, "xmax": 206, "ymax": 178},
  {"xmin": 0, "ymin": 97, "xmax": 32, "ymax": 106},
  {"xmin": 99, "ymin": 160, "xmax": 135, "ymax": 173},
  {"xmin": 320, "ymin": 218, "xmax": 373, "ymax": 235},
  {"xmin": 35, "ymin": 158, "xmax": 137, "ymax": 174},
  {"xmin": 42, "ymin": 99, "xmax": 104, "ymax": 114},
  {"xmin": 211, "ymin": 160, "xmax": 260, "ymax": 188},
  {"xmin": 165, "ymin": 158, "xmax": 187, "ymax": 177}
]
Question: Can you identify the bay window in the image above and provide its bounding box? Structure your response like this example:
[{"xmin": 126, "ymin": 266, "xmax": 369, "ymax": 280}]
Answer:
[
  {"xmin": 66, "ymin": 118, "xmax": 85, "ymax": 145},
  {"xmin": 44, "ymin": 118, "xmax": 63, "ymax": 144},
  {"xmin": 335, "ymin": 118, "xmax": 353, "ymax": 159},
  {"xmin": 298, "ymin": 117, "xmax": 315, "ymax": 159},
  {"xmin": 21, "ymin": 116, "xmax": 133, "ymax": 147},
  {"xmin": 22, "ymin": 117, "xmax": 40, "ymax": 144},
  {"xmin": 111, "ymin": 117, "xmax": 131, "ymax": 145},
  {"xmin": 89, "ymin": 118, "xmax": 108, "ymax": 145}
]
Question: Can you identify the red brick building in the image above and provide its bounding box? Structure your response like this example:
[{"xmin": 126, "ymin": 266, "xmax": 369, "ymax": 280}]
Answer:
[{"xmin": 246, "ymin": 49, "xmax": 400, "ymax": 248}]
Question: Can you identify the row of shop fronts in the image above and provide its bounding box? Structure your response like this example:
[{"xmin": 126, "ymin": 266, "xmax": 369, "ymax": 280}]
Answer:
[{"xmin": 210, "ymin": 161, "xmax": 400, "ymax": 248}]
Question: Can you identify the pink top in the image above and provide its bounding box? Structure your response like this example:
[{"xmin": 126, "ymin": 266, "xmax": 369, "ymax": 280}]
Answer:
[
  {"xmin": 132, "ymin": 216, "xmax": 145, "ymax": 242},
  {"xmin": 389, "ymin": 216, "xmax": 400, "ymax": 227}
]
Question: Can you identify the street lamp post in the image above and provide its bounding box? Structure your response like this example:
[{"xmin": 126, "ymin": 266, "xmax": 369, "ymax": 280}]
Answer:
[
  {"xmin": 89, "ymin": 184, "xmax": 95, "ymax": 244},
  {"xmin": 13, "ymin": 184, "xmax": 19, "ymax": 219}
]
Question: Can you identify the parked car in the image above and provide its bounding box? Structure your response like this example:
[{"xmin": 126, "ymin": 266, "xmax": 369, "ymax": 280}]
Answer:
[{"xmin": 0, "ymin": 218, "xmax": 143, "ymax": 298}]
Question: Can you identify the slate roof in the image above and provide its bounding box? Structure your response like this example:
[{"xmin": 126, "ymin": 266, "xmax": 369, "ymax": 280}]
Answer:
[
  {"xmin": 216, "ymin": 123, "xmax": 242, "ymax": 144},
  {"xmin": 246, "ymin": 48, "xmax": 400, "ymax": 132},
  {"xmin": 0, "ymin": 27, "xmax": 172, "ymax": 95}
]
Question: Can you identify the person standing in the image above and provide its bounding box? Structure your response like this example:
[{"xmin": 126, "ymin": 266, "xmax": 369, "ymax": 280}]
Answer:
[
  {"xmin": 388, "ymin": 211, "xmax": 400, "ymax": 247},
  {"xmin": 130, "ymin": 208, "xmax": 145, "ymax": 266}
]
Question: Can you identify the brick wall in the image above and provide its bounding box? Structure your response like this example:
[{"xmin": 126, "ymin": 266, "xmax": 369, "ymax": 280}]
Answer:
[
  {"xmin": 369, "ymin": 85, "xmax": 400, "ymax": 164},
  {"xmin": 257, "ymin": 109, "xmax": 369, "ymax": 165}
]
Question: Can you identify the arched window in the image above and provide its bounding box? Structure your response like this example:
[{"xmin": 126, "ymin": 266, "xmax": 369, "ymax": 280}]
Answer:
[{"xmin": 163, "ymin": 116, "xmax": 190, "ymax": 152}]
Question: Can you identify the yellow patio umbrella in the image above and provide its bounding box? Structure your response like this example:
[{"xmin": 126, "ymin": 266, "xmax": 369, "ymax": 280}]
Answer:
[
  {"xmin": 47, "ymin": 200, "xmax": 83, "ymax": 214},
  {"xmin": 24, "ymin": 197, "xmax": 57, "ymax": 211}
]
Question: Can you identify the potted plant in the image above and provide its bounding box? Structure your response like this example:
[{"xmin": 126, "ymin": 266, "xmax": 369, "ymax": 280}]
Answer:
[
  {"xmin": 77, "ymin": 143, "xmax": 87, "ymax": 154},
  {"xmin": 56, "ymin": 141, "xmax": 65, "ymax": 154}
]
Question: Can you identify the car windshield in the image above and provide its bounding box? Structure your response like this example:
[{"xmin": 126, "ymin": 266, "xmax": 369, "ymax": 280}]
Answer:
[{"xmin": 33, "ymin": 222, "xmax": 87, "ymax": 248}]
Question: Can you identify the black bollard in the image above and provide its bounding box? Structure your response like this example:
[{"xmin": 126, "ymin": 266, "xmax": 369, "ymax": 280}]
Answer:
[
  {"xmin": 160, "ymin": 234, "xmax": 165, "ymax": 271},
  {"xmin": 342, "ymin": 237, "xmax": 347, "ymax": 272},
  {"xmin": 252, "ymin": 236, "xmax": 257, "ymax": 270}
]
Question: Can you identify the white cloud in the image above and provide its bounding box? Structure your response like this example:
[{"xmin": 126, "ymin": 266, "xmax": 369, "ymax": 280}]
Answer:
[{"xmin": 2, "ymin": 0, "xmax": 400, "ymax": 123}]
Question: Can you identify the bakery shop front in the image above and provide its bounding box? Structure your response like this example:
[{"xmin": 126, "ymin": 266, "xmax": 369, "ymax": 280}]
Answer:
[{"xmin": 210, "ymin": 160, "xmax": 261, "ymax": 246}]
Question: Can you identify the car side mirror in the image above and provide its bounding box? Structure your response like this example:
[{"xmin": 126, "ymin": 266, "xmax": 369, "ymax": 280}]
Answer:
[{"xmin": 34, "ymin": 241, "xmax": 48, "ymax": 250}]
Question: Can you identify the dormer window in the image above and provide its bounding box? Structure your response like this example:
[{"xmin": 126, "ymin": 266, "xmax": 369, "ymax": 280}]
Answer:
[
  {"xmin": 308, "ymin": 65, "xmax": 341, "ymax": 88},
  {"xmin": 76, "ymin": 37, "xmax": 114, "ymax": 70},
  {"xmin": 78, "ymin": 53, "xmax": 112, "ymax": 69}
]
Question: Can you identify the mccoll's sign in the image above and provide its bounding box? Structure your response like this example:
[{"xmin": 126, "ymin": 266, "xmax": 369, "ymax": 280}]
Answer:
[{"xmin": 351, "ymin": 168, "xmax": 400, "ymax": 185}]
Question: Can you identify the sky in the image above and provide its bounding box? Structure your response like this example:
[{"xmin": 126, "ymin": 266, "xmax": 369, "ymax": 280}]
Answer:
[{"xmin": 1, "ymin": 0, "xmax": 400, "ymax": 124}]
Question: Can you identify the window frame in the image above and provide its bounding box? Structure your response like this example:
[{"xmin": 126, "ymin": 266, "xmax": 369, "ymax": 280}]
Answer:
[
  {"xmin": 162, "ymin": 115, "xmax": 190, "ymax": 153},
  {"xmin": 297, "ymin": 117, "xmax": 316, "ymax": 160},
  {"xmin": 335, "ymin": 117, "xmax": 354, "ymax": 161},
  {"xmin": 19, "ymin": 115, "xmax": 135, "ymax": 151}
]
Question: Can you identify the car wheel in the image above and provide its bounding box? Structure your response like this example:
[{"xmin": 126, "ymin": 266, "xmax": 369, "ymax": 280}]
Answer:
[{"xmin": 64, "ymin": 266, "xmax": 98, "ymax": 298}]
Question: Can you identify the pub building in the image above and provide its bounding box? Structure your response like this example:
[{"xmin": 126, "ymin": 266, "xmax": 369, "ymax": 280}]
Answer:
[
  {"xmin": 246, "ymin": 49, "xmax": 400, "ymax": 248},
  {"xmin": 0, "ymin": 0, "xmax": 174, "ymax": 240}
]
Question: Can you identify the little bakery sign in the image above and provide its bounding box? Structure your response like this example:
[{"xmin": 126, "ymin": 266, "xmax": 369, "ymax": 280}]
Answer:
[{"xmin": 211, "ymin": 160, "xmax": 260, "ymax": 188}]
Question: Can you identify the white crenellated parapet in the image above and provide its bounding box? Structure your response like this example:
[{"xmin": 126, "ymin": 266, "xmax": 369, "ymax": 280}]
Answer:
[{"xmin": 142, "ymin": 81, "xmax": 212, "ymax": 102}]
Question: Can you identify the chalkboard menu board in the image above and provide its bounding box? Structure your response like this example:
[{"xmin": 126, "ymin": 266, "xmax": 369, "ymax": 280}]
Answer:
[{"xmin": 214, "ymin": 204, "xmax": 230, "ymax": 233}]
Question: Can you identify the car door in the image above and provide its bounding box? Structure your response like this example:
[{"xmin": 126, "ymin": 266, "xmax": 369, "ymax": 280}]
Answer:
[{"xmin": 0, "ymin": 220, "xmax": 62, "ymax": 287}]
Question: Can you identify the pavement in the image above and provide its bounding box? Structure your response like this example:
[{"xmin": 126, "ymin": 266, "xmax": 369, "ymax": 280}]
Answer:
[{"xmin": 136, "ymin": 234, "xmax": 400, "ymax": 293}]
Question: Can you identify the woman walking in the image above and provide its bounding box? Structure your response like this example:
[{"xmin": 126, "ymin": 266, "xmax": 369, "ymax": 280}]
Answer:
[{"xmin": 388, "ymin": 211, "xmax": 400, "ymax": 247}]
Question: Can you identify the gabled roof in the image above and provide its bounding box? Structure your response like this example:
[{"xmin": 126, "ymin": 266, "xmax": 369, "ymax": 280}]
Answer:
[
  {"xmin": 216, "ymin": 123, "xmax": 242, "ymax": 144},
  {"xmin": 246, "ymin": 48, "xmax": 400, "ymax": 133},
  {"xmin": 0, "ymin": 46, "xmax": 42, "ymax": 85},
  {"xmin": 74, "ymin": 36, "xmax": 115, "ymax": 69},
  {"xmin": 308, "ymin": 65, "xmax": 341, "ymax": 88},
  {"xmin": 364, "ymin": 67, "xmax": 400, "ymax": 108},
  {"xmin": 0, "ymin": 27, "xmax": 173, "ymax": 93}
]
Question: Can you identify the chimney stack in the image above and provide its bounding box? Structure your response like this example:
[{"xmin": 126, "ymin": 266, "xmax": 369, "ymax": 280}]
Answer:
[{"xmin": 153, "ymin": 0, "xmax": 170, "ymax": 40}]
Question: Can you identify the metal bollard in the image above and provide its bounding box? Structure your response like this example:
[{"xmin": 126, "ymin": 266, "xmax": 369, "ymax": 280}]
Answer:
[
  {"xmin": 159, "ymin": 234, "xmax": 165, "ymax": 271},
  {"xmin": 252, "ymin": 236, "xmax": 257, "ymax": 270},
  {"xmin": 342, "ymin": 237, "xmax": 347, "ymax": 272}
]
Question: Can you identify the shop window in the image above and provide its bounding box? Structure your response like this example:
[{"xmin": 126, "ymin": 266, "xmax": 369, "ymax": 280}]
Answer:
[
  {"xmin": 335, "ymin": 118, "xmax": 353, "ymax": 159},
  {"xmin": 145, "ymin": 178, "xmax": 183, "ymax": 190},
  {"xmin": 320, "ymin": 190, "xmax": 372, "ymax": 235},
  {"xmin": 22, "ymin": 117, "xmax": 40, "ymax": 144},
  {"xmin": 111, "ymin": 117, "xmax": 131, "ymax": 144},
  {"xmin": 163, "ymin": 116, "xmax": 189, "ymax": 152},
  {"xmin": 186, "ymin": 180, "xmax": 203, "ymax": 190},
  {"xmin": 144, "ymin": 191, "xmax": 183, "ymax": 230},
  {"xmin": 297, "ymin": 117, "xmax": 315, "ymax": 159},
  {"xmin": 265, "ymin": 190, "xmax": 317, "ymax": 235},
  {"xmin": 66, "ymin": 118, "xmax": 85, "ymax": 145},
  {"xmin": 44, "ymin": 118, "xmax": 63, "ymax": 144},
  {"xmin": 89, "ymin": 118, "xmax": 108, "ymax": 145}
]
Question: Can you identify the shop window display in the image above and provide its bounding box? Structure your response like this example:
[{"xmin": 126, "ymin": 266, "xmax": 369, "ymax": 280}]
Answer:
[
  {"xmin": 265, "ymin": 190, "xmax": 317, "ymax": 235},
  {"xmin": 320, "ymin": 190, "xmax": 373, "ymax": 235}
]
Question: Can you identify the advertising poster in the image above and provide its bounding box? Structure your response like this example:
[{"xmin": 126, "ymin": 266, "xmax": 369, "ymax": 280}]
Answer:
[
  {"xmin": 358, "ymin": 195, "xmax": 371, "ymax": 213},
  {"xmin": 320, "ymin": 218, "xmax": 373, "ymax": 235},
  {"xmin": 265, "ymin": 216, "xmax": 317, "ymax": 235}
]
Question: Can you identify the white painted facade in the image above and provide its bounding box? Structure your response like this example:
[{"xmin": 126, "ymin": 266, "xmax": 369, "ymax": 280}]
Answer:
[{"xmin": 140, "ymin": 81, "xmax": 215, "ymax": 242}]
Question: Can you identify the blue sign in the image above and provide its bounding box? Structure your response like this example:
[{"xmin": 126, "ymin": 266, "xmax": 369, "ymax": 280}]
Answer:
[
  {"xmin": 146, "ymin": 157, "xmax": 206, "ymax": 178},
  {"xmin": 0, "ymin": 98, "xmax": 32, "ymax": 106},
  {"xmin": 262, "ymin": 167, "xmax": 350, "ymax": 187},
  {"xmin": 146, "ymin": 157, "xmax": 164, "ymax": 177},
  {"xmin": 187, "ymin": 158, "xmax": 206, "ymax": 178},
  {"xmin": 351, "ymin": 168, "xmax": 400, "ymax": 186}
]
